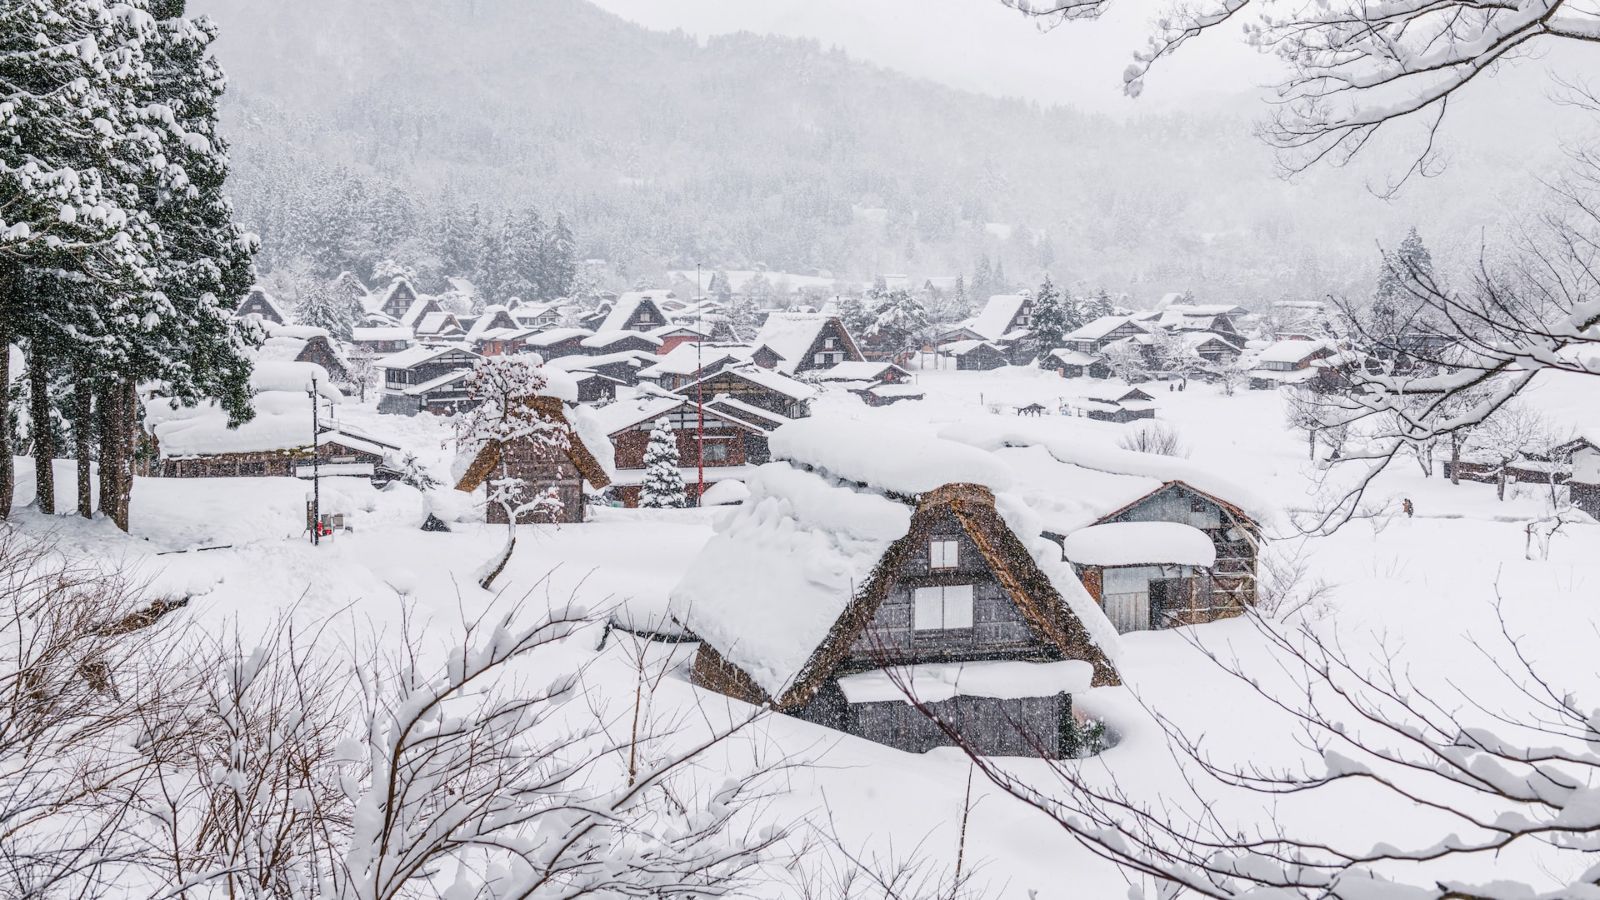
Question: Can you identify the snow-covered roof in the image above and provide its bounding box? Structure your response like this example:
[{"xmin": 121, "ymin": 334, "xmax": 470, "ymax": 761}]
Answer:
[
  {"xmin": 365, "ymin": 277, "xmax": 418, "ymax": 316},
  {"xmin": 837, "ymin": 659, "xmax": 1094, "ymax": 705},
  {"xmin": 582, "ymin": 329, "xmax": 663, "ymax": 350},
  {"xmin": 1049, "ymin": 349, "xmax": 1100, "ymax": 367},
  {"xmin": 524, "ymin": 327, "xmax": 592, "ymax": 347},
  {"xmin": 1255, "ymin": 339, "xmax": 1331, "ymax": 364},
  {"xmin": 936, "ymin": 417, "xmax": 1276, "ymax": 531},
  {"xmin": 1062, "ymin": 522, "xmax": 1217, "ymax": 567},
  {"xmin": 1066, "ymin": 315, "xmax": 1147, "ymax": 342},
  {"xmin": 596, "ymin": 292, "xmax": 669, "ymax": 333},
  {"xmin": 352, "ymin": 326, "xmax": 413, "ymax": 343},
  {"xmin": 677, "ymin": 364, "xmax": 817, "ymax": 403},
  {"xmin": 636, "ymin": 343, "xmax": 752, "ymax": 378},
  {"xmin": 770, "ymin": 418, "xmax": 1012, "ymax": 496},
  {"xmin": 414, "ymin": 311, "xmax": 460, "ymax": 335},
  {"xmin": 810, "ymin": 361, "xmax": 908, "ymax": 382},
  {"xmin": 705, "ymin": 395, "xmax": 787, "ymax": 432},
  {"xmin": 588, "ymin": 395, "xmax": 692, "ymax": 436},
  {"xmin": 674, "ymin": 463, "xmax": 915, "ymax": 697},
  {"xmin": 699, "ymin": 479, "xmax": 749, "ymax": 506},
  {"xmin": 940, "ymin": 339, "xmax": 1004, "ymax": 355},
  {"xmin": 148, "ymin": 361, "xmax": 347, "ymax": 458},
  {"xmin": 971, "ymin": 294, "xmax": 1028, "ymax": 341},
  {"xmin": 379, "ymin": 344, "xmax": 478, "ymax": 371},
  {"xmin": 752, "ymin": 313, "xmax": 843, "ymax": 375},
  {"xmin": 235, "ymin": 287, "xmax": 287, "ymax": 322}
]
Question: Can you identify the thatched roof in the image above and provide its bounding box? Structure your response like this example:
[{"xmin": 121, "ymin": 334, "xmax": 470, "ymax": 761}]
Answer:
[
  {"xmin": 687, "ymin": 480, "xmax": 1119, "ymax": 711},
  {"xmin": 454, "ymin": 396, "xmax": 613, "ymax": 494}
]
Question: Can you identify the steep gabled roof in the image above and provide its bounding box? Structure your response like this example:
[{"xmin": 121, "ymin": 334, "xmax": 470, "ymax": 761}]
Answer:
[
  {"xmin": 971, "ymin": 294, "xmax": 1029, "ymax": 341},
  {"xmin": 752, "ymin": 313, "xmax": 861, "ymax": 375},
  {"xmin": 676, "ymin": 364, "xmax": 817, "ymax": 403},
  {"xmin": 454, "ymin": 396, "xmax": 613, "ymax": 493},
  {"xmin": 682, "ymin": 478, "xmax": 1120, "ymax": 709},
  {"xmin": 235, "ymin": 287, "xmax": 287, "ymax": 322},
  {"xmin": 366, "ymin": 277, "xmax": 419, "ymax": 315},
  {"xmin": 1066, "ymin": 315, "xmax": 1149, "ymax": 342},
  {"xmin": 597, "ymin": 291, "xmax": 671, "ymax": 332}
]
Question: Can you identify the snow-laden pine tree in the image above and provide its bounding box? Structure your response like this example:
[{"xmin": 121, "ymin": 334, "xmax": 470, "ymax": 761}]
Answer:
[
  {"xmin": 0, "ymin": 0, "xmax": 166, "ymax": 520},
  {"xmin": 868, "ymin": 289, "xmax": 930, "ymax": 357},
  {"xmin": 293, "ymin": 280, "xmax": 355, "ymax": 340},
  {"xmin": 1030, "ymin": 275, "xmax": 1071, "ymax": 352},
  {"xmin": 538, "ymin": 211, "xmax": 577, "ymax": 299},
  {"xmin": 640, "ymin": 420, "xmax": 686, "ymax": 509}
]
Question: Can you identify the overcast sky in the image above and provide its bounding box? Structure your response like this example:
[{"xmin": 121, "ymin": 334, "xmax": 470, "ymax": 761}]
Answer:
[{"xmin": 588, "ymin": 0, "xmax": 1279, "ymax": 116}]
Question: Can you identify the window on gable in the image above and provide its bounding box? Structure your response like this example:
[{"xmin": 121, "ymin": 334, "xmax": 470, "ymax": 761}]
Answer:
[
  {"xmin": 814, "ymin": 352, "xmax": 828, "ymax": 365},
  {"xmin": 913, "ymin": 584, "xmax": 974, "ymax": 631},
  {"xmin": 930, "ymin": 539, "xmax": 959, "ymax": 570},
  {"xmin": 825, "ymin": 337, "xmax": 836, "ymax": 349}
]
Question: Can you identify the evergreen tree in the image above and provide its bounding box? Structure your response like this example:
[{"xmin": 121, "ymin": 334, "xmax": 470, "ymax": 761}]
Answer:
[
  {"xmin": 0, "ymin": 0, "xmax": 167, "ymax": 520},
  {"xmin": 709, "ymin": 270, "xmax": 733, "ymax": 304},
  {"xmin": 537, "ymin": 212, "xmax": 576, "ymax": 299},
  {"xmin": 1372, "ymin": 226, "xmax": 1436, "ymax": 335},
  {"xmin": 953, "ymin": 274, "xmax": 968, "ymax": 314},
  {"xmin": 1083, "ymin": 288, "xmax": 1115, "ymax": 320},
  {"xmin": 1030, "ymin": 275, "xmax": 1070, "ymax": 352},
  {"xmin": 868, "ymin": 290, "xmax": 930, "ymax": 355},
  {"xmin": 490, "ymin": 208, "xmax": 541, "ymax": 304},
  {"xmin": 992, "ymin": 257, "xmax": 1008, "ymax": 292},
  {"xmin": 971, "ymin": 256, "xmax": 993, "ymax": 301},
  {"xmin": 640, "ymin": 420, "xmax": 686, "ymax": 509},
  {"xmin": 838, "ymin": 296, "xmax": 876, "ymax": 338},
  {"xmin": 727, "ymin": 294, "xmax": 763, "ymax": 341},
  {"xmin": 294, "ymin": 280, "xmax": 355, "ymax": 340}
]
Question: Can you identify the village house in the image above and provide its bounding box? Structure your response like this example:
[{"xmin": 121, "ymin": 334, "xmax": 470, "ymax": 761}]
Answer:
[
  {"xmin": 1248, "ymin": 340, "xmax": 1335, "ymax": 389},
  {"xmin": 1143, "ymin": 303, "xmax": 1248, "ymax": 341},
  {"xmin": 969, "ymin": 293, "xmax": 1036, "ymax": 364},
  {"xmin": 1174, "ymin": 332, "xmax": 1243, "ymax": 366},
  {"xmin": 1047, "ymin": 348, "xmax": 1107, "ymax": 379},
  {"xmin": 234, "ymin": 287, "xmax": 287, "ymax": 324},
  {"xmin": 365, "ymin": 277, "xmax": 425, "ymax": 323},
  {"xmin": 940, "ymin": 340, "xmax": 1009, "ymax": 371},
  {"xmin": 144, "ymin": 360, "xmax": 402, "ymax": 484},
  {"xmin": 1063, "ymin": 316, "xmax": 1153, "ymax": 355},
  {"xmin": 508, "ymin": 299, "xmax": 562, "ymax": 331},
  {"xmin": 751, "ymin": 313, "xmax": 864, "ymax": 376},
  {"xmin": 592, "ymin": 291, "xmax": 673, "ymax": 333},
  {"xmin": 1564, "ymin": 436, "xmax": 1600, "ymax": 518},
  {"xmin": 1078, "ymin": 387, "xmax": 1157, "ymax": 423},
  {"xmin": 522, "ymin": 327, "xmax": 593, "ymax": 360},
  {"xmin": 377, "ymin": 344, "xmax": 481, "ymax": 415},
  {"xmin": 412, "ymin": 310, "xmax": 465, "ymax": 343},
  {"xmin": 453, "ymin": 395, "xmax": 614, "ymax": 525},
  {"xmin": 590, "ymin": 393, "xmax": 772, "ymax": 507},
  {"xmin": 256, "ymin": 324, "xmax": 351, "ymax": 383},
  {"xmin": 545, "ymin": 350, "xmax": 655, "ymax": 387},
  {"xmin": 581, "ymin": 330, "xmax": 663, "ymax": 356},
  {"xmin": 635, "ymin": 344, "xmax": 752, "ymax": 391},
  {"xmin": 673, "ymin": 422, "xmax": 1122, "ymax": 758},
  {"xmin": 462, "ymin": 306, "xmax": 523, "ymax": 354},
  {"xmin": 933, "ymin": 427, "xmax": 1267, "ymax": 636},
  {"xmin": 350, "ymin": 325, "xmax": 414, "ymax": 355},
  {"xmin": 674, "ymin": 364, "xmax": 816, "ymax": 420}
]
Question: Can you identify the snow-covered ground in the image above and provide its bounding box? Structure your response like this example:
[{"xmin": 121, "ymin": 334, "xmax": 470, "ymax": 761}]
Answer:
[{"xmin": 6, "ymin": 364, "xmax": 1598, "ymax": 897}]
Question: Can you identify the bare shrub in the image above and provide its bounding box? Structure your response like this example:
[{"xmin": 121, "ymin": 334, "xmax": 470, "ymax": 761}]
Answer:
[{"xmin": 1118, "ymin": 422, "xmax": 1190, "ymax": 458}]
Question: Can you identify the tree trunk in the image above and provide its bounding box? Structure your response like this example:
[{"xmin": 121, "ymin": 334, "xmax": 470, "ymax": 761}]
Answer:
[
  {"xmin": 0, "ymin": 317, "xmax": 11, "ymax": 520},
  {"xmin": 1308, "ymin": 429, "xmax": 1316, "ymax": 461},
  {"xmin": 74, "ymin": 372, "xmax": 92, "ymax": 518},
  {"xmin": 1449, "ymin": 434, "xmax": 1461, "ymax": 485},
  {"xmin": 96, "ymin": 381, "xmax": 117, "ymax": 519},
  {"xmin": 110, "ymin": 380, "xmax": 137, "ymax": 531},
  {"xmin": 27, "ymin": 345, "xmax": 54, "ymax": 515},
  {"xmin": 1497, "ymin": 469, "xmax": 1507, "ymax": 501}
]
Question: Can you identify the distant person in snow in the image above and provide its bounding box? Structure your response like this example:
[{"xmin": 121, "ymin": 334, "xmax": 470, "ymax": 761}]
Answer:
[{"xmin": 1402, "ymin": 498, "xmax": 1414, "ymax": 518}]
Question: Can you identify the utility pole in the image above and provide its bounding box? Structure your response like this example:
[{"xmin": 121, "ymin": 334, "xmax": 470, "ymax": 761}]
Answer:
[
  {"xmin": 695, "ymin": 263, "xmax": 705, "ymax": 506},
  {"xmin": 309, "ymin": 376, "xmax": 321, "ymax": 546}
]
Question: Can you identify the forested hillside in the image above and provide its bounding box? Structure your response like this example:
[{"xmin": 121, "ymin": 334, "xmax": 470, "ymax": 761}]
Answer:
[{"xmin": 202, "ymin": 0, "xmax": 1564, "ymax": 303}]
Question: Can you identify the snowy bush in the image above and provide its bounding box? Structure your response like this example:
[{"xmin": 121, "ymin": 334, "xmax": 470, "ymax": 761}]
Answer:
[
  {"xmin": 1117, "ymin": 422, "xmax": 1190, "ymax": 458},
  {"xmin": 0, "ymin": 531, "xmax": 787, "ymax": 899}
]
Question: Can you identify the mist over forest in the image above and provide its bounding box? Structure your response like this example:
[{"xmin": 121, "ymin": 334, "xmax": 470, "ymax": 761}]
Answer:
[{"xmin": 202, "ymin": 0, "xmax": 1573, "ymax": 306}]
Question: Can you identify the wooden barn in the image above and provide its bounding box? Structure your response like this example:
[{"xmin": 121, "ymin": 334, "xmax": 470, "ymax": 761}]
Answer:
[
  {"xmin": 453, "ymin": 396, "xmax": 614, "ymax": 525},
  {"xmin": 1063, "ymin": 316, "xmax": 1152, "ymax": 355},
  {"xmin": 676, "ymin": 471, "xmax": 1121, "ymax": 759}
]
